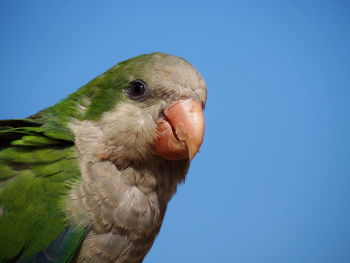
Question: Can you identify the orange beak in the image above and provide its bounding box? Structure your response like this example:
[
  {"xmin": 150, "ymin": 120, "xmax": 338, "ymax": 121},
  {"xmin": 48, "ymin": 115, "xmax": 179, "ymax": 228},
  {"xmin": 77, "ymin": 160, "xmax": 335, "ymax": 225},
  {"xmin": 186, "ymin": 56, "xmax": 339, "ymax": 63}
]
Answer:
[{"xmin": 153, "ymin": 99, "xmax": 205, "ymax": 160}]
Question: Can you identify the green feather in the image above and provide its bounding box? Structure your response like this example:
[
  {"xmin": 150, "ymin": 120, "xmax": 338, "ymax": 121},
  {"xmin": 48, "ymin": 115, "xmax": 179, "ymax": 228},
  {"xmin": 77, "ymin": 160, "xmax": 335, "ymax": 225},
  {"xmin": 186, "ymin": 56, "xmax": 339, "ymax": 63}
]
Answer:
[
  {"xmin": 0, "ymin": 163, "xmax": 15, "ymax": 180},
  {"xmin": 11, "ymin": 135, "xmax": 60, "ymax": 147},
  {"xmin": 0, "ymin": 147, "xmax": 68, "ymax": 164},
  {"xmin": 0, "ymin": 120, "xmax": 81, "ymax": 262}
]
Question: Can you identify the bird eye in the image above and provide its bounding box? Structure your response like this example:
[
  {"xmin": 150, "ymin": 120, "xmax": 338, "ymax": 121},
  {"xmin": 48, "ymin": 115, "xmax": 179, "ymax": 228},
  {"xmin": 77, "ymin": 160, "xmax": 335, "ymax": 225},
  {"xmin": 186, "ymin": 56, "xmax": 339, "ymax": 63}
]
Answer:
[{"xmin": 127, "ymin": 80, "xmax": 148, "ymax": 101}]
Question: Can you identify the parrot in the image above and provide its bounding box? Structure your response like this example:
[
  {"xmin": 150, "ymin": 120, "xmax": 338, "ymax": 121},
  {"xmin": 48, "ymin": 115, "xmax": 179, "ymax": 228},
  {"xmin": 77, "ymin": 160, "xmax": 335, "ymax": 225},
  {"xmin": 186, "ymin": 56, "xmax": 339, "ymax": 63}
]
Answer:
[{"xmin": 0, "ymin": 52, "xmax": 207, "ymax": 263}]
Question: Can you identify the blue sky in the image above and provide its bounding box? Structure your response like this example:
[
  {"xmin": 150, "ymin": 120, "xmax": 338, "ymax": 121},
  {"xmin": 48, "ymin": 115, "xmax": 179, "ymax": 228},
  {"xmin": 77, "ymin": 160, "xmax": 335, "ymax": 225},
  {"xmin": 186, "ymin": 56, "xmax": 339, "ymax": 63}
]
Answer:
[{"xmin": 1, "ymin": 1, "xmax": 350, "ymax": 262}]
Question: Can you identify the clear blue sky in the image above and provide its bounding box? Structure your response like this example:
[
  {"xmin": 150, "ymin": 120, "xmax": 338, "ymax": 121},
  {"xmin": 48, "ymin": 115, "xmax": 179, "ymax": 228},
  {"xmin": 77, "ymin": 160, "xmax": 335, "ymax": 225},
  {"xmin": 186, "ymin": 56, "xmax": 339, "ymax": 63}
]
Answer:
[{"xmin": 1, "ymin": 1, "xmax": 350, "ymax": 262}]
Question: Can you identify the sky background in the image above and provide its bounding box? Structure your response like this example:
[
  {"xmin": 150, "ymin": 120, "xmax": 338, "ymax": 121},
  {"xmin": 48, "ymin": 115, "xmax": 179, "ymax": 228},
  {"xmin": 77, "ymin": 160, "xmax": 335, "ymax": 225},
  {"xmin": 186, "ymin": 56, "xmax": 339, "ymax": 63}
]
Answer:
[{"xmin": 1, "ymin": 1, "xmax": 350, "ymax": 262}]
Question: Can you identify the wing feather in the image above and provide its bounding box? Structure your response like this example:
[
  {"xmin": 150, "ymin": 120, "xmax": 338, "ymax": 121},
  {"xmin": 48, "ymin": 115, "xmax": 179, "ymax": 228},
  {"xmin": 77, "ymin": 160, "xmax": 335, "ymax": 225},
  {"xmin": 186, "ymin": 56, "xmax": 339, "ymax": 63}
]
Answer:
[{"xmin": 0, "ymin": 119, "xmax": 84, "ymax": 263}]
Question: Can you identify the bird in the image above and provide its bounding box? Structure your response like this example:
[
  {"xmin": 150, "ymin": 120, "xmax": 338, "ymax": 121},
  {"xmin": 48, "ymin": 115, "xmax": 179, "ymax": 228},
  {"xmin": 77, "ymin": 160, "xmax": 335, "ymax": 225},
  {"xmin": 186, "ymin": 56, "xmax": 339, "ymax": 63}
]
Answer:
[{"xmin": 0, "ymin": 52, "xmax": 207, "ymax": 263}]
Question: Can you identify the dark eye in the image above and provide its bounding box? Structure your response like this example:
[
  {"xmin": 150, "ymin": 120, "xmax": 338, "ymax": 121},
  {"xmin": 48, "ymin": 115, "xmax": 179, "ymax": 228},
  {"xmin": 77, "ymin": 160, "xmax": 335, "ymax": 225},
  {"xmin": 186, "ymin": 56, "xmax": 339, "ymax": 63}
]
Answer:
[{"xmin": 127, "ymin": 80, "xmax": 148, "ymax": 101}]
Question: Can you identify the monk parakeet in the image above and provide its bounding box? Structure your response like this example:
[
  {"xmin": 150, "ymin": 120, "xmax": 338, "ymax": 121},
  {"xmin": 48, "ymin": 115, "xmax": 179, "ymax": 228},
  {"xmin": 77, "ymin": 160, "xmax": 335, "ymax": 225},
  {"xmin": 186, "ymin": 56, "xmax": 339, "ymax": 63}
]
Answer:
[{"xmin": 0, "ymin": 52, "xmax": 206, "ymax": 263}]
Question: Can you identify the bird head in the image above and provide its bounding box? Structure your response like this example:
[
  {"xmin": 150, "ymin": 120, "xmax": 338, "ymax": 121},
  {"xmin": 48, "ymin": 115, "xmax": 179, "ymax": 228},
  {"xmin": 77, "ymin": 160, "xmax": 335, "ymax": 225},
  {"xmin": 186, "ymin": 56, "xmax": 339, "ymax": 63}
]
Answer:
[{"xmin": 69, "ymin": 52, "xmax": 207, "ymax": 164}]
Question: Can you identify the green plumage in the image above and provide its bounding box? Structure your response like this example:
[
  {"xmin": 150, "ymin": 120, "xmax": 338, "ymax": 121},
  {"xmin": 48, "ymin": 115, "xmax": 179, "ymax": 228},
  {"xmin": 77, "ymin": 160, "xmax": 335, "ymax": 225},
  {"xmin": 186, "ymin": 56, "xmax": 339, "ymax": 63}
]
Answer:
[{"xmin": 0, "ymin": 119, "xmax": 82, "ymax": 261}]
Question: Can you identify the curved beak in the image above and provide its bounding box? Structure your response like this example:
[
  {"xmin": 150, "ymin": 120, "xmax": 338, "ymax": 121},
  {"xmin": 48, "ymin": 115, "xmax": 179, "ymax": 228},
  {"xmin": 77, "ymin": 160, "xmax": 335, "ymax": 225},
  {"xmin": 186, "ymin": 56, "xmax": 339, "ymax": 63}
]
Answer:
[{"xmin": 153, "ymin": 99, "xmax": 205, "ymax": 160}]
